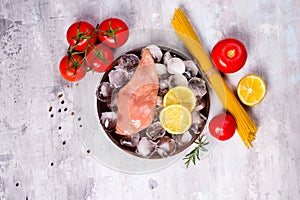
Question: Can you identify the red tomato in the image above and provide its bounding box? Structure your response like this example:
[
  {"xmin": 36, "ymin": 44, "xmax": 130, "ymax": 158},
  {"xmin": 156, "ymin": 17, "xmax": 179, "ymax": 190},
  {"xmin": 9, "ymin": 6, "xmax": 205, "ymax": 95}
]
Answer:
[
  {"xmin": 211, "ymin": 38, "xmax": 247, "ymax": 73},
  {"xmin": 209, "ymin": 113, "xmax": 236, "ymax": 141},
  {"xmin": 98, "ymin": 18, "xmax": 129, "ymax": 48},
  {"xmin": 59, "ymin": 55, "xmax": 86, "ymax": 82},
  {"xmin": 66, "ymin": 21, "xmax": 97, "ymax": 52},
  {"xmin": 86, "ymin": 44, "xmax": 114, "ymax": 73}
]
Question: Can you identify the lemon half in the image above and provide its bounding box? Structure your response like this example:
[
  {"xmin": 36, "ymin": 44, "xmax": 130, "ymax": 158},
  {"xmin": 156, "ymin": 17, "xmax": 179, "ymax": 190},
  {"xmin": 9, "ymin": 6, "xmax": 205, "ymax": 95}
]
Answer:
[
  {"xmin": 163, "ymin": 86, "xmax": 196, "ymax": 112},
  {"xmin": 237, "ymin": 74, "xmax": 267, "ymax": 106},
  {"xmin": 159, "ymin": 104, "xmax": 192, "ymax": 134}
]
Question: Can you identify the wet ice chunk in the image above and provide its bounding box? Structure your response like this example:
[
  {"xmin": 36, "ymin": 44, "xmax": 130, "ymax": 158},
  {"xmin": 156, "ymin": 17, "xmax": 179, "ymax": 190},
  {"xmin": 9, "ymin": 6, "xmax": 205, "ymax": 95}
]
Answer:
[
  {"xmin": 146, "ymin": 45, "xmax": 163, "ymax": 62},
  {"xmin": 168, "ymin": 74, "xmax": 188, "ymax": 87},
  {"xmin": 159, "ymin": 79, "xmax": 169, "ymax": 96},
  {"xmin": 156, "ymin": 96, "xmax": 163, "ymax": 107},
  {"xmin": 120, "ymin": 134, "xmax": 140, "ymax": 147},
  {"xmin": 136, "ymin": 137, "xmax": 157, "ymax": 158},
  {"xmin": 190, "ymin": 116, "xmax": 206, "ymax": 134},
  {"xmin": 155, "ymin": 64, "xmax": 168, "ymax": 79},
  {"xmin": 196, "ymin": 96, "xmax": 206, "ymax": 111},
  {"xmin": 188, "ymin": 77, "xmax": 207, "ymax": 97},
  {"xmin": 167, "ymin": 57, "xmax": 185, "ymax": 74},
  {"xmin": 182, "ymin": 71, "xmax": 192, "ymax": 80},
  {"xmin": 156, "ymin": 136, "xmax": 176, "ymax": 158},
  {"xmin": 118, "ymin": 54, "xmax": 140, "ymax": 71},
  {"xmin": 100, "ymin": 112, "xmax": 117, "ymax": 131},
  {"xmin": 159, "ymin": 79, "xmax": 169, "ymax": 90},
  {"xmin": 173, "ymin": 131, "xmax": 193, "ymax": 147},
  {"xmin": 146, "ymin": 121, "xmax": 166, "ymax": 140},
  {"xmin": 107, "ymin": 89, "xmax": 118, "ymax": 111},
  {"xmin": 192, "ymin": 110, "xmax": 207, "ymax": 124},
  {"xmin": 155, "ymin": 64, "xmax": 167, "ymax": 75},
  {"xmin": 96, "ymin": 82, "xmax": 115, "ymax": 102},
  {"xmin": 108, "ymin": 68, "xmax": 129, "ymax": 88},
  {"xmin": 184, "ymin": 60, "xmax": 199, "ymax": 77},
  {"xmin": 163, "ymin": 51, "xmax": 172, "ymax": 65}
]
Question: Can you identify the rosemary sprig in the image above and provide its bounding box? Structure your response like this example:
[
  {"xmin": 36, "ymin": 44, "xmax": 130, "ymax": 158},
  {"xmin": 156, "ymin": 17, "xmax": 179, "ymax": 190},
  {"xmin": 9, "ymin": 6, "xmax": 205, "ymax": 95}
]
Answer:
[{"xmin": 183, "ymin": 134, "xmax": 209, "ymax": 168}]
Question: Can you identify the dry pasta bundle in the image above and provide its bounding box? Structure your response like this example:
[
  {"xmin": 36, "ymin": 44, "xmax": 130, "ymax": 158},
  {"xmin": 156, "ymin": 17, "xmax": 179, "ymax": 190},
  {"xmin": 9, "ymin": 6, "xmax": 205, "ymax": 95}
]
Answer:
[{"xmin": 171, "ymin": 8, "xmax": 258, "ymax": 147}]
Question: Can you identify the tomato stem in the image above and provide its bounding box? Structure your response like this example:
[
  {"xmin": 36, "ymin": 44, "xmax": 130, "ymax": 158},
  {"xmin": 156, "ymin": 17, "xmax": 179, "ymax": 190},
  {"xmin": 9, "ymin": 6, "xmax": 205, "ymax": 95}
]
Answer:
[
  {"xmin": 66, "ymin": 22, "xmax": 112, "ymax": 74},
  {"xmin": 71, "ymin": 21, "xmax": 95, "ymax": 50},
  {"xmin": 93, "ymin": 47, "xmax": 109, "ymax": 64},
  {"xmin": 227, "ymin": 49, "xmax": 236, "ymax": 58},
  {"xmin": 97, "ymin": 19, "xmax": 125, "ymax": 48}
]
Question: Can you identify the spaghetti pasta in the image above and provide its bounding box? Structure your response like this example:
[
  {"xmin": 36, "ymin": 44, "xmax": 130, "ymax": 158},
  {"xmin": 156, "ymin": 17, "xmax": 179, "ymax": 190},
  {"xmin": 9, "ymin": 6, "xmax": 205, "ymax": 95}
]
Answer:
[{"xmin": 171, "ymin": 8, "xmax": 257, "ymax": 147}]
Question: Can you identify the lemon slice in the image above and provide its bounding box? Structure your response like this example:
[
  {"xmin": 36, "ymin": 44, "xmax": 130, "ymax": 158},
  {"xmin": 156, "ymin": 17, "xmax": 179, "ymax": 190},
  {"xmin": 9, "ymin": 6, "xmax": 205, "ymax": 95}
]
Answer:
[
  {"xmin": 163, "ymin": 86, "xmax": 196, "ymax": 112},
  {"xmin": 237, "ymin": 74, "xmax": 267, "ymax": 106},
  {"xmin": 159, "ymin": 105, "xmax": 192, "ymax": 134}
]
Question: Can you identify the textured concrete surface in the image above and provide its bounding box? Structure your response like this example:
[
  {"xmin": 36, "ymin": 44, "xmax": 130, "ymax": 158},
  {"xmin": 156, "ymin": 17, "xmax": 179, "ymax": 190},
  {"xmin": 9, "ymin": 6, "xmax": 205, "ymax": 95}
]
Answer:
[{"xmin": 0, "ymin": 0, "xmax": 299, "ymax": 199}]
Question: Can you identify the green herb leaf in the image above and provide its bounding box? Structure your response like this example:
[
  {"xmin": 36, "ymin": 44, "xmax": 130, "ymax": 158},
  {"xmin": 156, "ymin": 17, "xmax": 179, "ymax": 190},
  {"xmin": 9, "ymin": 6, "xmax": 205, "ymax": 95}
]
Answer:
[{"xmin": 183, "ymin": 134, "xmax": 209, "ymax": 169}]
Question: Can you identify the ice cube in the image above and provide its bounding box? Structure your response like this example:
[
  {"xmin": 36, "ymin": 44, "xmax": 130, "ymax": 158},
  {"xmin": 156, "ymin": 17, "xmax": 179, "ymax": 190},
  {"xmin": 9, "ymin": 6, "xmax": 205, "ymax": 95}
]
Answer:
[
  {"xmin": 108, "ymin": 68, "xmax": 129, "ymax": 88},
  {"xmin": 163, "ymin": 51, "xmax": 172, "ymax": 65},
  {"xmin": 100, "ymin": 112, "xmax": 117, "ymax": 131},
  {"xmin": 155, "ymin": 64, "xmax": 168, "ymax": 79},
  {"xmin": 184, "ymin": 60, "xmax": 199, "ymax": 77},
  {"xmin": 107, "ymin": 89, "xmax": 118, "ymax": 111},
  {"xmin": 182, "ymin": 71, "xmax": 192, "ymax": 80},
  {"xmin": 146, "ymin": 121, "xmax": 166, "ymax": 140},
  {"xmin": 153, "ymin": 111, "xmax": 159, "ymax": 122},
  {"xmin": 158, "ymin": 79, "xmax": 169, "ymax": 97},
  {"xmin": 190, "ymin": 116, "xmax": 206, "ymax": 134},
  {"xmin": 120, "ymin": 134, "xmax": 140, "ymax": 147},
  {"xmin": 156, "ymin": 136, "xmax": 176, "ymax": 158},
  {"xmin": 188, "ymin": 77, "xmax": 207, "ymax": 97},
  {"xmin": 168, "ymin": 74, "xmax": 188, "ymax": 87},
  {"xmin": 196, "ymin": 96, "xmax": 206, "ymax": 111},
  {"xmin": 159, "ymin": 79, "xmax": 169, "ymax": 90},
  {"xmin": 136, "ymin": 137, "xmax": 157, "ymax": 158},
  {"xmin": 96, "ymin": 82, "xmax": 115, "ymax": 102},
  {"xmin": 192, "ymin": 110, "xmax": 207, "ymax": 124},
  {"xmin": 118, "ymin": 54, "xmax": 140, "ymax": 71},
  {"xmin": 146, "ymin": 45, "xmax": 163, "ymax": 62},
  {"xmin": 156, "ymin": 96, "xmax": 163, "ymax": 107},
  {"xmin": 167, "ymin": 57, "xmax": 185, "ymax": 74},
  {"xmin": 173, "ymin": 131, "xmax": 193, "ymax": 147}
]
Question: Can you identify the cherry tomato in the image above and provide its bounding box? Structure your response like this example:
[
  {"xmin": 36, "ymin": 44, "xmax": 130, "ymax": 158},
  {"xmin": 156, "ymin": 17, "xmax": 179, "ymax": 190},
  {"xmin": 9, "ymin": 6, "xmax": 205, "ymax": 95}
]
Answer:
[
  {"xmin": 66, "ymin": 21, "xmax": 97, "ymax": 52},
  {"xmin": 98, "ymin": 18, "xmax": 129, "ymax": 48},
  {"xmin": 209, "ymin": 113, "xmax": 236, "ymax": 141},
  {"xmin": 86, "ymin": 44, "xmax": 114, "ymax": 73},
  {"xmin": 211, "ymin": 38, "xmax": 247, "ymax": 73},
  {"xmin": 59, "ymin": 55, "xmax": 86, "ymax": 82}
]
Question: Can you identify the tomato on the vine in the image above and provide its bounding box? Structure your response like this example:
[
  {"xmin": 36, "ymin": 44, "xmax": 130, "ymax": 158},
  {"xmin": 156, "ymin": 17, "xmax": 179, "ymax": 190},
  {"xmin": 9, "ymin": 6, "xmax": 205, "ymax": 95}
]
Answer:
[
  {"xmin": 59, "ymin": 55, "xmax": 86, "ymax": 82},
  {"xmin": 66, "ymin": 21, "xmax": 97, "ymax": 52},
  {"xmin": 211, "ymin": 38, "xmax": 247, "ymax": 73},
  {"xmin": 209, "ymin": 113, "xmax": 236, "ymax": 141},
  {"xmin": 98, "ymin": 18, "xmax": 129, "ymax": 48},
  {"xmin": 86, "ymin": 44, "xmax": 114, "ymax": 73}
]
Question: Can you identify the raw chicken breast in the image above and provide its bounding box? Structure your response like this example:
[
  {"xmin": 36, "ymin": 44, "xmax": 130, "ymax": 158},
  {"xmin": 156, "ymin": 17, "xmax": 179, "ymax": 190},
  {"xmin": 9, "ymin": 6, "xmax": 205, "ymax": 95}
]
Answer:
[{"xmin": 116, "ymin": 48, "xmax": 159, "ymax": 135}]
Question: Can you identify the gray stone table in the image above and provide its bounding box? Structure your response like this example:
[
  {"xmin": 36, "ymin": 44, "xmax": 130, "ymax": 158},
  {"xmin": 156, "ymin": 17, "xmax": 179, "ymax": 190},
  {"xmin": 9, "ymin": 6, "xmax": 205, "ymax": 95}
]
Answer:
[{"xmin": 0, "ymin": 0, "xmax": 299, "ymax": 199}]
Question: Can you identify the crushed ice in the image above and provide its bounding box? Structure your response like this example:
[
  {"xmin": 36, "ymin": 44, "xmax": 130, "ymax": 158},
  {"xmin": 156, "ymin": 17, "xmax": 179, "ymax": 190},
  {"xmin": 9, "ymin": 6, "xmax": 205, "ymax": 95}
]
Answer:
[
  {"xmin": 146, "ymin": 45, "xmax": 163, "ymax": 62},
  {"xmin": 118, "ymin": 54, "xmax": 140, "ymax": 71},
  {"xmin": 120, "ymin": 134, "xmax": 140, "ymax": 147},
  {"xmin": 100, "ymin": 112, "xmax": 117, "ymax": 131},
  {"xmin": 136, "ymin": 137, "xmax": 157, "ymax": 158},
  {"xmin": 167, "ymin": 57, "xmax": 185, "ymax": 74},
  {"xmin": 168, "ymin": 74, "xmax": 188, "ymax": 87},
  {"xmin": 188, "ymin": 77, "xmax": 207, "ymax": 97},
  {"xmin": 108, "ymin": 68, "xmax": 129, "ymax": 88},
  {"xmin": 156, "ymin": 136, "xmax": 176, "ymax": 158},
  {"xmin": 173, "ymin": 131, "xmax": 193, "ymax": 147},
  {"xmin": 96, "ymin": 82, "xmax": 115, "ymax": 102},
  {"xmin": 146, "ymin": 121, "xmax": 166, "ymax": 140}
]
